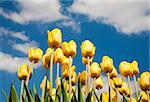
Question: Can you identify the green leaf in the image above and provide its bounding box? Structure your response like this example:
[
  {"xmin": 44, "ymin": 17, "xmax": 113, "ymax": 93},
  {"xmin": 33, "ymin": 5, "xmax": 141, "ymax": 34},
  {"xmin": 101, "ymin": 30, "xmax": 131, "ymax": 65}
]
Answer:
[
  {"xmin": 123, "ymin": 94, "xmax": 127, "ymax": 102},
  {"xmin": 1, "ymin": 89, "xmax": 9, "ymax": 102},
  {"xmin": 86, "ymin": 91, "xmax": 92, "ymax": 102},
  {"xmin": 138, "ymin": 95, "xmax": 142, "ymax": 102},
  {"xmin": 78, "ymin": 78, "xmax": 84, "ymax": 102},
  {"xmin": 100, "ymin": 93, "xmax": 102, "ymax": 102},
  {"xmin": 35, "ymin": 93, "xmax": 40, "ymax": 102},
  {"xmin": 24, "ymin": 82, "xmax": 34, "ymax": 102},
  {"xmin": 44, "ymin": 94, "xmax": 49, "ymax": 102},
  {"xmin": 93, "ymin": 89, "xmax": 100, "ymax": 102},
  {"xmin": 33, "ymin": 84, "xmax": 37, "ymax": 95},
  {"xmin": 9, "ymin": 83, "xmax": 18, "ymax": 102},
  {"xmin": 22, "ymin": 95, "xmax": 26, "ymax": 102},
  {"xmin": 71, "ymin": 90, "xmax": 77, "ymax": 102},
  {"xmin": 56, "ymin": 87, "xmax": 61, "ymax": 102},
  {"xmin": 61, "ymin": 79, "xmax": 68, "ymax": 102}
]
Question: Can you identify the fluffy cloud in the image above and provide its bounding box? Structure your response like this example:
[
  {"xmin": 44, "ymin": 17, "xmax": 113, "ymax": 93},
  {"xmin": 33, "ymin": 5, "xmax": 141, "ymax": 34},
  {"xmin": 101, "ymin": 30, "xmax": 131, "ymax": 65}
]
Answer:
[
  {"xmin": 0, "ymin": 27, "xmax": 29, "ymax": 41},
  {"xmin": 70, "ymin": 0, "xmax": 150, "ymax": 34},
  {"xmin": 0, "ymin": 0, "xmax": 66, "ymax": 24},
  {"xmin": 12, "ymin": 41, "xmax": 38, "ymax": 55}
]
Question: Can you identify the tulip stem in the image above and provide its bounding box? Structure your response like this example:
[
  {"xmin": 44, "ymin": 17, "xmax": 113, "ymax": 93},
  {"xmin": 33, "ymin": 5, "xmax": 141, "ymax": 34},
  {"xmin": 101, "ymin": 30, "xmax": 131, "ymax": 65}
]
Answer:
[
  {"xmin": 41, "ymin": 76, "xmax": 47, "ymax": 102},
  {"xmin": 86, "ymin": 65, "xmax": 88, "ymax": 96},
  {"xmin": 20, "ymin": 80, "xmax": 24, "ymax": 102},
  {"xmin": 133, "ymin": 74, "xmax": 138, "ymax": 101},
  {"xmin": 146, "ymin": 90, "xmax": 150, "ymax": 102},
  {"xmin": 115, "ymin": 88, "xmax": 119, "ymax": 102},
  {"xmin": 127, "ymin": 75, "xmax": 132, "ymax": 101},
  {"xmin": 93, "ymin": 78, "xmax": 96, "ymax": 102},
  {"xmin": 57, "ymin": 62, "xmax": 59, "ymax": 78},
  {"xmin": 49, "ymin": 49, "xmax": 54, "ymax": 96},
  {"xmin": 107, "ymin": 73, "xmax": 112, "ymax": 102},
  {"xmin": 87, "ymin": 56, "xmax": 90, "ymax": 95},
  {"xmin": 69, "ymin": 56, "xmax": 72, "ymax": 102}
]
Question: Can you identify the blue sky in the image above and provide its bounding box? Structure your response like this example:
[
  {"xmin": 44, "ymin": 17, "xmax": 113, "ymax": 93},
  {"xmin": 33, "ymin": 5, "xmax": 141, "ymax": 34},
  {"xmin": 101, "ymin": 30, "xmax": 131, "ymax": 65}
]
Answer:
[{"xmin": 0, "ymin": 0, "xmax": 149, "ymax": 101}]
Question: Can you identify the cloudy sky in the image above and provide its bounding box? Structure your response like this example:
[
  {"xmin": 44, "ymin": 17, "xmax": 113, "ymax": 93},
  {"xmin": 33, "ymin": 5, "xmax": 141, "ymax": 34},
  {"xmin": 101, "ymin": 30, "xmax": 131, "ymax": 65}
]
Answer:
[{"xmin": 0, "ymin": 0, "xmax": 149, "ymax": 101}]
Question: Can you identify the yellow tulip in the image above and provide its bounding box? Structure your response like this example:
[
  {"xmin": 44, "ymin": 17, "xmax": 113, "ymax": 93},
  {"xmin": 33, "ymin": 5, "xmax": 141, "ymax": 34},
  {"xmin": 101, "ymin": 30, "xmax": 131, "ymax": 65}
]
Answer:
[
  {"xmin": 79, "ymin": 71, "xmax": 88, "ymax": 85},
  {"xmin": 131, "ymin": 60, "xmax": 139, "ymax": 76},
  {"xmin": 110, "ymin": 79, "xmax": 115, "ymax": 90},
  {"xmin": 61, "ymin": 56, "xmax": 70, "ymax": 66},
  {"xmin": 56, "ymin": 77, "xmax": 61, "ymax": 89},
  {"xmin": 47, "ymin": 28, "xmax": 62, "ymax": 48},
  {"xmin": 105, "ymin": 90, "xmax": 116, "ymax": 101},
  {"xmin": 140, "ymin": 91, "xmax": 148, "ymax": 102},
  {"xmin": 118, "ymin": 82, "xmax": 130, "ymax": 96},
  {"xmin": 18, "ymin": 64, "xmax": 32, "ymax": 80},
  {"xmin": 101, "ymin": 92, "xmax": 109, "ymax": 102},
  {"xmin": 82, "ymin": 56, "xmax": 93, "ymax": 65},
  {"xmin": 62, "ymin": 40, "xmax": 77, "ymax": 58},
  {"xmin": 54, "ymin": 48, "xmax": 64, "ymax": 64},
  {"xmin": 28, "ymin": 48, "xmax": 43, "ymax": 63},
  {"xmin": 83, "ymin": 85, "xmax": 92, "ymax": 95},
  {"xmin": 95, "ymin": 77, "xmax": 103, "ymax": 90},
  {"xmin": 109, "ymin": 66, "xmax": 118, "ymax": 79},
  {"xmin": 40, "ymin": 79, "xmax": 50, "ymax": 92},
  {"xmin": 52, "ymin": 88, "xmax": 56, "ymax": 101},
  {"xmin": 127, "ymin": 98, "xmax": 136, "ymax": 102},
  {"xmin": 100, "ymin": 56, "xmax": 113, "ymax": 73},
  {"xmin": 138, "ymin": 72, "xmax": 150, "ymax": 91},
  {"xmin": 71, "ymin": 72, "xmax": 77, "ymax": 86},
  {"xmin": 90, "ymin": 62, "xmax": 101, "ymax": 78},
  {"xmin": 119, "ymin": 61, "xmax": 133, "ymax": 77},
  {"xmin": 81, "ymin": 40, "xmax": 96, "ymax": 58},
  {"xmin": 42, "ymin": 48, "xmax": 53, "ymax": 68},
  {"xmin": 113, "ymin": 77, "xmax": 123, "ymax": 88}
]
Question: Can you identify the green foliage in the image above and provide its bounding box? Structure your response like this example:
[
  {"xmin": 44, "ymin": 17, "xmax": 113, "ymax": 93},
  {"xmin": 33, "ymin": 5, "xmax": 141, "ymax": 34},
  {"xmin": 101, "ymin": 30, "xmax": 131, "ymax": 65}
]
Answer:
[
  {"xmin": 61, "ymin": 79, "xmax": 68, "ymax": 102},
  {"xmin": 78, "ymin": 78, "xmax": 84, "ymax": 102},
  {"xmin": 1, "ymin": 89, "xmax": 9, "ymax": 102},
  {"xmin": 9, "ymin": 83, "xmax": 18, "ymax": 102}
]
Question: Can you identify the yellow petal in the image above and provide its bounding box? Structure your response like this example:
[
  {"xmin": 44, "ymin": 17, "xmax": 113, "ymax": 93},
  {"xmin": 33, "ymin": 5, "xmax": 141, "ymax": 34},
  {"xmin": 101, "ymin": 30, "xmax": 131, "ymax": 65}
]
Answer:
[{"xmin": 90, "ymin": 62, "xmax": 101, "ymax": 78}]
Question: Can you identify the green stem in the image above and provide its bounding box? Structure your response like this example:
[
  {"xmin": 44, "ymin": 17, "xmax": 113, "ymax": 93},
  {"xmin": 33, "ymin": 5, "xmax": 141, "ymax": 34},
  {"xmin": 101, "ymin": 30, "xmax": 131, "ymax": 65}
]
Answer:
[
  {"xmin": 87, "ymin": 56, "xmax": 90, "ymax": 95},
  {"xmin": 20, "ymin": 80, "xmax": 24, "ymax": 102},
  {"xmin": 127, "ymin": 75, "xmax": 132, "ymax": 101},
  {"xmin": 108, "ymin": 73, "xmax": 112, "ymax": 102},
  {"xmin": 133, "ymin": 74, "xmax": 138, "ymax": 101},
  {"xmin": 49, "ymin": 49, "xmax": 54, "ymax": 96},
  {"xmin": 41, "ymin": 76, "xmax": 47, "ymax": 102},
  {"xmin": 69, "ymin": 56, "xmax": 72, "ymax": 102}
]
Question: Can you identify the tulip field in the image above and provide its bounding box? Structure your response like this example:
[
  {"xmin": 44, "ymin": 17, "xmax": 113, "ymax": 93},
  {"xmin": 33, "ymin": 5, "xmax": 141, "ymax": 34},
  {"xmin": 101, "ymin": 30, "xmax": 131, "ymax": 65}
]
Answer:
[{"xmin": 2, "ymin": 28, "xmax": 150, "ymax": 102}]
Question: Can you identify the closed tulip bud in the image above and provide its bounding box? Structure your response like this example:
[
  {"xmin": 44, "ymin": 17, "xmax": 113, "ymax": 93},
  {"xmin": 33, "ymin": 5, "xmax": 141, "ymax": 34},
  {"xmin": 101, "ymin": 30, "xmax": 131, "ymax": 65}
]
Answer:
[
  {"xmin": 95, "ymin": 77, "xmax": 103, "ymax": 90},
  {"xmin": 83, "ymin": 85, "xmax": 92, "ymax": 95},
  {"xmin": 110, "ymin": 79, "xmax": 115, "ymax": 90},
  {"xmin": 118, "ymin": 82, "xmax": 130, "ymax": 96},
  {"xmin": 82, "ymin": 56, "xmax": 93, "ymax": 65},
  {"xmin": 28, "ymin": 48, "xmax": 43, "ymax": 63},
  {"xmin": 54, "ymin": 48, "xmax": 64, "ymax": 64},
  {"xmin": 62, "ymin": 40, "xmax": 77, "ymax": 58},
  {"xmin": 40, "ymin": 79, "xmax": 50, "ymax": 92},
  {"xmin": 109, "ymin": 66, "xmax": 118, "ymax": 79},
  {"xmin": 138, "ymin": 72, "xmax": 150, "ymax": 91},
  {"xmin": 90, "ymin": 62, "xmax": 101, "ymax": 78},
  {"xmin": 56, "ymin": 77, "xmax": 61, "ymax": 89},
  {"xmin": 127, "ymin": 98, "xmax": 136, "ymax": 102},
  {"xmin": 61, "ymin": 56, "xmax": 70, "ymax": 66},
  {"xmin": 47, "ymin": 28, "xmax": 62, "ymax": 48},
  {"xmin": 119, "ymin": 61, "xmax": 133, "ymax": 77},
  {"xmin": 140, "ymin": 91, "xmax": 148, "ymax": 102},
  {"xmin": 79, "ymin": 71, "xmax": 88, "ymax": 85},
  {"xmin": 131, "ymin": 60, "xmax": 139, "ymax": 76},
  {"xmin": 42, "ymin": 48, "xmax": 53, "ymax": 68},
  {"xmin": 18, "ymin": 64, "xmax": 32, "ymax": 80},
  {"xmin": 100, "ymin": 56, "xmax": 113, "ymax": 73},
  {"xmin": 71, "ymin": 72, "xmax": 77, "ymax": 86},
  {"xmin": 81, "ymin": 40, "xmax": 96, "ymax": 58},
  {"xmin": 113, "ymin": 77, "xmax": 123, "ymax": 88}
]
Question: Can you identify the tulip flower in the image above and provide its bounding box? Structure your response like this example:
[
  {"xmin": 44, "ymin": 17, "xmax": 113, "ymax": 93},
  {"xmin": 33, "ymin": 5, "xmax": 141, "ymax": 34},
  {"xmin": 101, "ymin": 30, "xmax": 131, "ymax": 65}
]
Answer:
[
  {"xmin": 118, "ymin": 82, "xmax": 130, "ymax": 97},
  {"xmin": 119, "ymin": 61, "xmax": 133, "ymax": 100},
  {"xmin": 109, "ymin": 66, "xmax": 118, "ymax": 79},
  {"xmin": 140, "ymin": 91, "xmax": 148, "ymax": 102},
  {"xmin": 82, "ymin": 56, "xmax": 93, "ymax": 65},
  {"xmin": 100, "ymin": 56, "xmax": 114, "ymax": 102},
  {"xmin": 138, "ymin": 72, "xmax": 150, "ymax": 99},
  {"xmin": 101, "ymin": 92, "xmax": 109, "ymax": 102},
  {"xmin": 28, "ymin": 48, "xmax": 43, "ymax": 63},
  {"xmin": 40, "ymin": 78, "xmax": 50, "ymax": 92},
  {"xmin": 113, "ymin": 77, "xmax": 123, "ymax": 88},
  {"xmin": 110, "ymin": 79, "xmax": 115, "ymax": 90},
  {"xmin": 56, "ymin": 77, "xmax": 61, "ymax": 89},
  {"xmin": 79, "ymin": 71, "xmax": 88, "ymax": 85},
  {"xmin": 127, "ymin": 98, "xmax": 136, "ymax": 102},
  {"xmin": 18, "ymin": 64, "xmax": 32, "ymax": 102},
  {"xmin": 95, "ymin": 77, "xmax": 104, "ymax": 90},
  {"xmin": 71, "ymin": 72, "xmax": 77, "ymax": 86},
  {"xmin": 47, "ymin": 28, "xmax": 62, "ymax": 48},
  {"xmin": 62, "ymin": 65, "xmax": 75, "ymax": 80},
  {"xmin": 90, "ymin": 62, "xmax": 101, "ymax": 79},
  {"xmin": 131, "ymin": 60, "xmax": 139, "ymax": 101}
]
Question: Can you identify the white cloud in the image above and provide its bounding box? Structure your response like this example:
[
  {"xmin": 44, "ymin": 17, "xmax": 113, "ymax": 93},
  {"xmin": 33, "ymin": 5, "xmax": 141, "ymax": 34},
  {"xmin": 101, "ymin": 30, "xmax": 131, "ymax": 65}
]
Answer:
[
  {"xmin": 70, "ymin": 0, "xmax": 150, "ymax": 34},
  {"xmin": 0, "ymin": 0, "xmax": 66, "ymax": 24},
  {"xmin": 0, "ymin": 52, "xmax": 41, "ymax": 72},
  {"xmin": 12, "ymin": 41, "xmax": 38, "ymax": 55},
  {"xmin": 0, "ymin": 27, "xmax": 29, "ymax": 41}
]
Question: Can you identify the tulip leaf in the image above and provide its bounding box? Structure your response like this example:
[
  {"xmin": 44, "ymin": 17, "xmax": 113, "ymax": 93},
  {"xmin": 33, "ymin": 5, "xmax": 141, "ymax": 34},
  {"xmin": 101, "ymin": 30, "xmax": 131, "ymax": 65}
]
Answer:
[
  {"xmin": 1, "ymin": 89, "xmax": 9, "ymax": 102},
  {"xmin": 61, "ymin": 79, "xmax": 68, "ymax": 102},
  {"xmin": 86, "ymin": 90, "xmax": 92, "ymax": 102},
  {"xmin": 24, "ymin": 82, "xmax": 34, "ymax": 102},
  {"xmin": 138, "ymin": 95, "xmax": 142, "ymax": 102},
  {"xmin": 78, "ymin": 78, "xmax": 84, "ymax": 102},
  {"xmin": 56, "ymin": 87, "xmax": 61, "ymax": 102},
  {"xmin": 22, "ymin": 95, "xmax": 26, "ymax": 102},
  {"xmin": 71, "ymin": 90, "xmax": 77, "ymax": 102},
  {"xmin": 93, "ymin": 89, "xmax": 100, "ymax": 102},
  {"xmin": 34, "ymin": 93, "xmax": 40, "ymax": 102},
  {"xmin": 122, "ymin": 94, "xmax": 127, "ymax": 102},
  {"xmin": 9, "ymin": 83, "xmax": 18, "ymax": 102},
  {"xmin": 33, "ymin": 84, "xmax": 37, "ymax": 95},
  {"xmin": 44, "ymin": 94, "xmax": 49, "ymax": 102}
]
